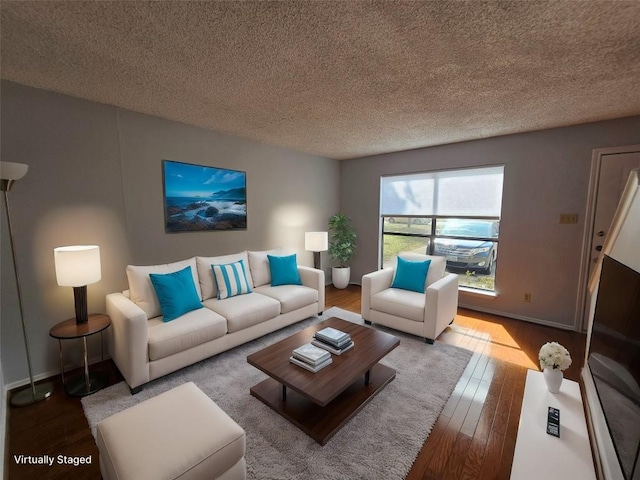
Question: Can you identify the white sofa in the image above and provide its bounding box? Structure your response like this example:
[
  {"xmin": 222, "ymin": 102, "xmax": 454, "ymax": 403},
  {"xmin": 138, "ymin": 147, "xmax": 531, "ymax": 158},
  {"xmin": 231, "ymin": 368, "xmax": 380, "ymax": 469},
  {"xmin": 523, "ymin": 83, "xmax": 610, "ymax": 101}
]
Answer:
[
  {"xmin": 361, "ymin": 253, "xmax": 458, "ymax": 344},
  {"xmin": 106, "ymin": 250, "xmax": 324, "ymax": 393}
]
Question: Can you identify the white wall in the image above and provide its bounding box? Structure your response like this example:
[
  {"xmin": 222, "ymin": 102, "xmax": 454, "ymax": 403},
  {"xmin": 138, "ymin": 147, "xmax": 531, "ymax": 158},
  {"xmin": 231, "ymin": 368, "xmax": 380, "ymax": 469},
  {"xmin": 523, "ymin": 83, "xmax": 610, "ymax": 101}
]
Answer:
[
  {"xmin": 341, "ymin": 116, "xmax": 640, "ymax": 330},
  {"xmin": 0, "ymin": 81, "xmax": 339, "ymax": 387}
]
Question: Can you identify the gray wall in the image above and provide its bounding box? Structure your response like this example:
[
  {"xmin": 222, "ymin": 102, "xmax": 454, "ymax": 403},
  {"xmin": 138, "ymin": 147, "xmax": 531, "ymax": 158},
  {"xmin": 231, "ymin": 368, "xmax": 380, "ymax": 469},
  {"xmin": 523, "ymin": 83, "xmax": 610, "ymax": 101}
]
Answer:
[
  {"xmin": 341, "ymin": 116, "xmax": 640, "ymax": 330},
  {"xmin": 1, "ymin": 81, "xmax": 339, "ymax": 386},
  {"xmin": 117, "ymin": 110, "xmax": 336, "ymax": 264},
  {"xmin": 3, "ymin": 77, "xmax": 638, "ymax": 386}
]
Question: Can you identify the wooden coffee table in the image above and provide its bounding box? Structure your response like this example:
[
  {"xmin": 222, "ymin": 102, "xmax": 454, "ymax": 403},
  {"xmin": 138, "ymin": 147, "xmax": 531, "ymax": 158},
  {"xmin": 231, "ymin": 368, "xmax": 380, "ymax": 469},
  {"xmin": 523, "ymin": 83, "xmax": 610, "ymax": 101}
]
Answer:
[{"xmin": 246, "ymin": 317, "xmax": 400, "ymax": 445}]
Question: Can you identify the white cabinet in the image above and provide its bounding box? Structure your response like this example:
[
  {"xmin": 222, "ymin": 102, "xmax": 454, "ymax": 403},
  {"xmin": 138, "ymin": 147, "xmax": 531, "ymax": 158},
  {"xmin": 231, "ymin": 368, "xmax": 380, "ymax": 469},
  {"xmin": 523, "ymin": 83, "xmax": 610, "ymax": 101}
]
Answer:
[{"xmin": 510, "ymin": 369, "xmax": 596, "ymax": 480}]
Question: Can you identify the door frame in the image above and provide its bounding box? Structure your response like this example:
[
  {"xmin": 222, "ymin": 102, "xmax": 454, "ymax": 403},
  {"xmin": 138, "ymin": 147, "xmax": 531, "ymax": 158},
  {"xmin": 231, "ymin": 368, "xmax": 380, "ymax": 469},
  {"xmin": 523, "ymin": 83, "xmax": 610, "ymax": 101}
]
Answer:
[{"xmin": 576, "ymin": 144, "xmax": 640, "ymax": 331}]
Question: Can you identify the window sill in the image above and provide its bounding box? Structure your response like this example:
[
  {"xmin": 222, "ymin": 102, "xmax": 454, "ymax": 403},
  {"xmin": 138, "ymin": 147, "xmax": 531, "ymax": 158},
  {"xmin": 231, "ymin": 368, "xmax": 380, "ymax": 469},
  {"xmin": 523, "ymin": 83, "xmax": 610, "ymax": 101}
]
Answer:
[{"xmin": 459, "ymin": 287, "xmax": 497, "ymax": 299}]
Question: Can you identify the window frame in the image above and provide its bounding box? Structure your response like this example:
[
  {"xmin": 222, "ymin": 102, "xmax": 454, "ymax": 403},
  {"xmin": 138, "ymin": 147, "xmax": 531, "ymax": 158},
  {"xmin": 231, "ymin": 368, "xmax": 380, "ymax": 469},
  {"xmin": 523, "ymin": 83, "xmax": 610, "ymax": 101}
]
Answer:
[
  {"xmin": 380, "ymin": 214, "xmax": 500, "ymax": 258},
  {"xmin": 380, "ymin": 214, "xmax": 500, "ymax": 293},
  {"xmin": 379, "ymin": 165, "xmax": 504, "ymax": 293}
]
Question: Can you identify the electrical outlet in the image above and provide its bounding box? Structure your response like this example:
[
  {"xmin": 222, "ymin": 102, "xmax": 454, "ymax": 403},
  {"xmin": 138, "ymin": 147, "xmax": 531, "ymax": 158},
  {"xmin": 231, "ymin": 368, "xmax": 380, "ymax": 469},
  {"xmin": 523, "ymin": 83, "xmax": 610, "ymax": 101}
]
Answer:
[
  {"xmin": 524, "ymin": 292, "xmax": 532, "ymax": 303},
  {"xmin": 559, "ymin": 213, "xmax": 579, "ymax": 224}
]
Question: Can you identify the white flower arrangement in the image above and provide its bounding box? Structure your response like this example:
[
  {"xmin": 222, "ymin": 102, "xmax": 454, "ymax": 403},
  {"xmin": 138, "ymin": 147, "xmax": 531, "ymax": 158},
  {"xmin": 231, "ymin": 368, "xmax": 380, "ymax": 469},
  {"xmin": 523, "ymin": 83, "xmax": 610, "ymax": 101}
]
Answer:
[{"xmin": 539, "ymin": 342, "xmax": 572, "ymax": 371}]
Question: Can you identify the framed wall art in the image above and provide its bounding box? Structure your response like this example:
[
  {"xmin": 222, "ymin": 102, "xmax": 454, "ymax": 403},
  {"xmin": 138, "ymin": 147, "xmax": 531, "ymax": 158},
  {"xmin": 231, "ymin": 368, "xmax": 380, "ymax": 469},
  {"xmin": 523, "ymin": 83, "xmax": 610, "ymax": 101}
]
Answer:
[{"xmin": 162, "ymin": 160, "xmax": 247, "ymax": 232}]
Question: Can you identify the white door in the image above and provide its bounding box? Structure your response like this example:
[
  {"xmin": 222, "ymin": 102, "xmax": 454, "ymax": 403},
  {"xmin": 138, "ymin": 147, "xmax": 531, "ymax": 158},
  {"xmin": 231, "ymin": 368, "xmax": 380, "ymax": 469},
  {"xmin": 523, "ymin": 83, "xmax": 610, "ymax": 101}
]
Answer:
[
  {"xmin": 582, "ymin": 150, "xmax": 640, "ymax": 330},
  {"xmin": 590, "ymin": 153, "xmax": 640, "ymax": 274}
]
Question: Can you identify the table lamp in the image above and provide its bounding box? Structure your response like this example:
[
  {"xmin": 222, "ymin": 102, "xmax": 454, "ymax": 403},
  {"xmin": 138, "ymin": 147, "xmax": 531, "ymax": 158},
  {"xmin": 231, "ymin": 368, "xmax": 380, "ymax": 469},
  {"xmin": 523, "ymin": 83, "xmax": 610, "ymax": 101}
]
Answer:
[
  {"xmin": 54, "ymin": 245, "xmax": 101, "ymax": 324},
  {"xmin": 305, "ymin": 231, "xmax": 328, "ymax": 270}
]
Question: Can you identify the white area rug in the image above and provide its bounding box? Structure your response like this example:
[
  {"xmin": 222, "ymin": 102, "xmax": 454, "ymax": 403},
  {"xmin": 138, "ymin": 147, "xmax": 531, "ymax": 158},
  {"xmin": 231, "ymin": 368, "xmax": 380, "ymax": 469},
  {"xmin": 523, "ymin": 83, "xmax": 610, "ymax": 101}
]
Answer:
[{"xmin": 82, "ymin": 307, "xmax": 472, "ymax": 480}]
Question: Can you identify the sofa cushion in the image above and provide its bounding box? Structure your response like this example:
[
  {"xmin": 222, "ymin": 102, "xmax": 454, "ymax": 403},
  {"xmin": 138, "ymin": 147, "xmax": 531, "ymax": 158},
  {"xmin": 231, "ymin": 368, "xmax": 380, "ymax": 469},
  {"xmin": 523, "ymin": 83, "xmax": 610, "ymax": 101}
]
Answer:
[
  {"xmin": 212, "ymin": 260, "xmax": 252, "ymax": 300},
  {"xmin": 127, "ymin": 258, "xmax": 202, "ymax": 319},
  {"xmin": 149, "ymin": 266, "xmax": 203, "ymax": 322},
  {"xmin": 147, "ymin": 307, "xmax": 227, "ymax": 361},
  {"xmin": 196, "ymin": 252, "xmax": 253, "ymax": 301},
  {"xmin": 398, "ymin": 253, "xmax": 446, "ymax": 287},
  {"xmin": 371, "ymin": 288, "xmax": 425, "ymax": 322},
  {"xmin": 254, "ymin": 284, "xmax": 319, "ymax": 314},
  {"xmin": 247, "ymin": 248, "xmax": 282, "ymax": 288},
  {"xmin": 203, "ymin": 293, "xmax": 280, "ymax": 333},
  {"xmin": 268, "ymin": 254, "xmax": 302, "ymax": 286},
  {"xmin": 391, "ymin": 257, "xmax": 431, "ymax": 293}
]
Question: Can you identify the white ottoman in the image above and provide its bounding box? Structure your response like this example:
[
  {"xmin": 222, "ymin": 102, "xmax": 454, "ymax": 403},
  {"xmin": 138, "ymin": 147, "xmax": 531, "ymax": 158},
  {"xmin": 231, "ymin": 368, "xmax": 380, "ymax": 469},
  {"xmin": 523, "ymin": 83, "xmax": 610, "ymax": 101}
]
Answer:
[{"xmin": 97, "ymin": 382, "xmax": 246, "ymax": 480}]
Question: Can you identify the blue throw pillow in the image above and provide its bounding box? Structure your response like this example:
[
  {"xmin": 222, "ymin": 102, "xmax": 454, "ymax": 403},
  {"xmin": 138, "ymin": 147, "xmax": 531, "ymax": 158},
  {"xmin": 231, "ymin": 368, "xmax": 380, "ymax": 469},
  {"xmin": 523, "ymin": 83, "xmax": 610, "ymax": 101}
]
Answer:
[
  {"xmin": 268, "ymin": 254, "xmax": 302, "ymax": 286},
  {"xmin": 149, "ymin": 266, "xmax": 203, "ymax": 322},
  {"xmin": 391, "ymin": 257, "xmax": 431, "ymax": 293},
  {"xmin": 212, "ymin": 259, "xmax": 252, "ymax": 300}
]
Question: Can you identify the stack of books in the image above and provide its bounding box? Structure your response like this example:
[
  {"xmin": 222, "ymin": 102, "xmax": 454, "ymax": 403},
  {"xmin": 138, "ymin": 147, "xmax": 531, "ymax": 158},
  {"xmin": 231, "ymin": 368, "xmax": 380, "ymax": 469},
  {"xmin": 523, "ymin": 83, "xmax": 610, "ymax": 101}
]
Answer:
[
  {"xmin": 312, "ymin": 327, "xmax": 355, "ymax": 355},
  {"xmin": 289, "ymin": 343, "xmax": 333, "ymax": 373}
]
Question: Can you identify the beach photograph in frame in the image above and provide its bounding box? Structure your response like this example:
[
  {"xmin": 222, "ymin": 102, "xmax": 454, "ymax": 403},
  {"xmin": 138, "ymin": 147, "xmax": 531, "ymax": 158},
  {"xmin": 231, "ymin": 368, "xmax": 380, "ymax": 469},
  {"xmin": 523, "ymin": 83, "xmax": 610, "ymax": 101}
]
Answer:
[{"xmin": 162, "ymin": 160, "xmax": 247, "ymax": 232}]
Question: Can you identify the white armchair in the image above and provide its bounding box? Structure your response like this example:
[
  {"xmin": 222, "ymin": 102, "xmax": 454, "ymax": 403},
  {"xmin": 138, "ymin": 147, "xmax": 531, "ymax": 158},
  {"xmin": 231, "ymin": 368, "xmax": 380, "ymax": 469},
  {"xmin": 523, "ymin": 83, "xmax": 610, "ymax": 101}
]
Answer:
[{"xmin": 361, "ymin": 253, "xmax": 459, "ymax": 344}]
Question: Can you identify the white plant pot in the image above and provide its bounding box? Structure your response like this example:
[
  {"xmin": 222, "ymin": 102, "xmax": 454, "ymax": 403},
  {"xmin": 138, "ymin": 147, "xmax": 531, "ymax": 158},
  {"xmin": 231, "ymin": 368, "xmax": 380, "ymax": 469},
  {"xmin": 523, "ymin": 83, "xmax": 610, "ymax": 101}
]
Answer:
[{"xmin": 332, "ymin": 267, "xmax": 350, "ymax": 289}]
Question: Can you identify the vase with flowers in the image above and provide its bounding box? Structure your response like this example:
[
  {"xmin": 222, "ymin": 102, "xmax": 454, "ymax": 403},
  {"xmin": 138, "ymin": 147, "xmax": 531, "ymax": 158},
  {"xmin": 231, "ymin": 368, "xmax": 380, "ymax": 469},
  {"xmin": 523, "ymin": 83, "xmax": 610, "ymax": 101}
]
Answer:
[{"xmin": 538, "ymin": 342, "xmax": 572, "ymax": 393}]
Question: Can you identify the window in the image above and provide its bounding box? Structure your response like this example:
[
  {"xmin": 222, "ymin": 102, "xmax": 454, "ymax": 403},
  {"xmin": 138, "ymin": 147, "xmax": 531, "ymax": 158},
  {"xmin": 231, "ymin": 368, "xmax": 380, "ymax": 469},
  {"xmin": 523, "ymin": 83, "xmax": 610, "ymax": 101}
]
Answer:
[{"xmin": 380, "ymin": 166, "xmax": 504, "ymax": 292}]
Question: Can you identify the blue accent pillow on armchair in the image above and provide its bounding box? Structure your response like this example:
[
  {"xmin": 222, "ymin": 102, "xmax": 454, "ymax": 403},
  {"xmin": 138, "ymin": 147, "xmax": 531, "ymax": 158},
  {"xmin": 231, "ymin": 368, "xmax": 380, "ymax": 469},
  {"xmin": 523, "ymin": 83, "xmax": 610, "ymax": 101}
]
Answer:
[
  {"xmin": 391, "ymin": 257, "xmax": 431, "ymax": 293},
  {"xmin": 268, "ymin": 254, "xmax": 302, "ymax": 286},
  {"xmin": 149, "ymin": 266, "xmax": 203, "ymax": 322}
]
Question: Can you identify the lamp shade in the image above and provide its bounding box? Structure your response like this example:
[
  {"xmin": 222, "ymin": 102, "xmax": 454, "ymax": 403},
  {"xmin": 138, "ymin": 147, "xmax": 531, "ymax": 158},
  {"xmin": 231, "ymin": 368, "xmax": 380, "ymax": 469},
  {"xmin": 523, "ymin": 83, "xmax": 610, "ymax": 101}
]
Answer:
[
  {"xmin": 54, "ymin": 245, "xmax": 102, "ymax": 287},
  {"xmin": 0, "ymin": 161, "xmax": 29, "ymax": 181},
  {"xmin": 305, "ymin": 231, "xmax": 328, "ymax": 252}
]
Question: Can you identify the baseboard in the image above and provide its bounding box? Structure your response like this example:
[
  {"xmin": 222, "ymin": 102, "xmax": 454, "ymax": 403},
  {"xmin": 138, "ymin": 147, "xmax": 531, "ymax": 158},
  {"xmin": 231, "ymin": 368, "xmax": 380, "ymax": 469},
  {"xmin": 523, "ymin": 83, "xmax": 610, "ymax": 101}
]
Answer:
[
  {"xmin": 4, "ymin": 353, "xmax": 112, "ymax": 391},
  {"xmin": 346, "ymin": 281, "xmax": 574, "ymax": 331},
  {"xmin": 457, "ymin": 302, "xmax": 575, "ymax": 331}
]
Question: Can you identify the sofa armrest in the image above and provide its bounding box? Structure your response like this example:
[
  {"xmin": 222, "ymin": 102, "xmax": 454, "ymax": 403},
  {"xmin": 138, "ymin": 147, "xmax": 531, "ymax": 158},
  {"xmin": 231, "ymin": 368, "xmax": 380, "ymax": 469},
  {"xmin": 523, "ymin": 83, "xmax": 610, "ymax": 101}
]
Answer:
[
  {"xmin": 298, "ymin": 266, "xmax": 325, "ymax": 313},
  {"xmin": 361, "ymin": 268, "xmax": 395, "ymax": 320},
  {"xmin": 423, "ymin": 272, "xmax": 459, "ymax": 339},
  {"xmin": 106, "ymin": 292, "xmax": 150, "ymax": 390}
]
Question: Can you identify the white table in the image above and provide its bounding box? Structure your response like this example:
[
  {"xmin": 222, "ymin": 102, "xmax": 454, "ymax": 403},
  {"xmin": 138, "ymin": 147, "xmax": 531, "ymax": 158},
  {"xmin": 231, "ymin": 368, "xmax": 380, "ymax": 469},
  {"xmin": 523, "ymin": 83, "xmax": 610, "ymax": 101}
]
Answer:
[{"xmin": 510, "ymin": 369, "xmax": 596, "ymax": 480}]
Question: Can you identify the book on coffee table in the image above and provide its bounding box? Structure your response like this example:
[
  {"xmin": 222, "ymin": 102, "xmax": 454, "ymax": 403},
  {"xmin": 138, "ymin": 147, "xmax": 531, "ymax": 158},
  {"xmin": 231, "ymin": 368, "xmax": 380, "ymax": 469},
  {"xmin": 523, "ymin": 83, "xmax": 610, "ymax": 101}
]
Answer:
[
  {"xmin": 292, "ymin": 343, "xmax": 331, "ymax": 365},
  {"xmin": 311, "ymin": 339, "xmax": 355, "ymax": 356},
  {"xmin": 289, "ymin": 355, "xmax": 333, "ymax": 373},
  {"xmin": 315, "ymin": 327, "xmax": 351, "ymax": 348}
]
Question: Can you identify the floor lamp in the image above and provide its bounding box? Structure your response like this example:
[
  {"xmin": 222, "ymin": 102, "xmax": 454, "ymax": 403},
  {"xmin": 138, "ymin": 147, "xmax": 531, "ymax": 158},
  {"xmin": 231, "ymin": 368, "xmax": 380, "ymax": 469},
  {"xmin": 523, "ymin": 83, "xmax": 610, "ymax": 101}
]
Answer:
[{"xmin": 1, "ymin": 161, "xmax": 54, "ymax": 406}]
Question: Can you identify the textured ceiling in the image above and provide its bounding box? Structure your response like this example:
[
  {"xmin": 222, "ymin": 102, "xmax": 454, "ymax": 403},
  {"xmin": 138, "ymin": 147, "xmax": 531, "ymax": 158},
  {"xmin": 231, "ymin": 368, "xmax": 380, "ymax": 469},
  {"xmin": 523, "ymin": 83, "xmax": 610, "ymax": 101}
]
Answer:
[{"xmin": 1, "ymin": 1, "xmax": 639, "ymax": 160}]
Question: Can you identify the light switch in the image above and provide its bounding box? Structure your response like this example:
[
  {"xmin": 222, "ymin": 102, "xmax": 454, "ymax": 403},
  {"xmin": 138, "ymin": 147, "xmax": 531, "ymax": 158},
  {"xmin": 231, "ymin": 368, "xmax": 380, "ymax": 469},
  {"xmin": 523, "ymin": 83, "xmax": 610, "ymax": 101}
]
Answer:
[{"xmin": 559, "ymin": 213, "xmax": 579, "ymax": 224}]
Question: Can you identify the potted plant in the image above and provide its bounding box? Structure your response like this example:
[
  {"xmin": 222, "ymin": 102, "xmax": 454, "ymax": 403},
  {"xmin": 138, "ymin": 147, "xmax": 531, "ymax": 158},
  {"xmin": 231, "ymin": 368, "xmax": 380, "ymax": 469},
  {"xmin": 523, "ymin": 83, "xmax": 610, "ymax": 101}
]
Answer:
[{"xmin": 328, "ymin": 213, "xmax": 356, "ymax": 289}]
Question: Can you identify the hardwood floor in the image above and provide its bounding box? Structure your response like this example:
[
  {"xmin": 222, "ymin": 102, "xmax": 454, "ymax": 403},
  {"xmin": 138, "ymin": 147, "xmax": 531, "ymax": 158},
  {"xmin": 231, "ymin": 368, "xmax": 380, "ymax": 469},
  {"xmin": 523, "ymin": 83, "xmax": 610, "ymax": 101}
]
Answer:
[{"xmin": 5, "ymin": 284, "xmax": 587, "ymax": 479}]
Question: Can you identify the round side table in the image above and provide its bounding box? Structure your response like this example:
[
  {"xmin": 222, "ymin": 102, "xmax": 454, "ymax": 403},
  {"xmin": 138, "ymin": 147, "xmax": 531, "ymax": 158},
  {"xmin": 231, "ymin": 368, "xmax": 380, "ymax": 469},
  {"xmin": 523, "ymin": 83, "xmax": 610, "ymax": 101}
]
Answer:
[{"xmin": 49, "ymin": 313, "xmax": 111, "ymax": 397}]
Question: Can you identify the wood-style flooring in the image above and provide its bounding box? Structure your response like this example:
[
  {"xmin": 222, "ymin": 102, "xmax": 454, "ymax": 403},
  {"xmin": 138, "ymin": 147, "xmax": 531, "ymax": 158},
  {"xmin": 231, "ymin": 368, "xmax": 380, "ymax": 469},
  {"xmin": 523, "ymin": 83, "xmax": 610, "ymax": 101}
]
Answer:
[{"xmin": 5, "ymin": 284, "xmax": 587, "ymax": 479}]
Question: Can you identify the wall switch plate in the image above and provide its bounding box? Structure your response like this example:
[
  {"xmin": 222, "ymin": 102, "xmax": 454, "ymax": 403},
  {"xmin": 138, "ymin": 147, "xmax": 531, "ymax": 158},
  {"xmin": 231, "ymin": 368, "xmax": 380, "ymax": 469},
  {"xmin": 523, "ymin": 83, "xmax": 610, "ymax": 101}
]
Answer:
[
  {"xmin": 524, "ymin": 292, "xmax": 532, "ymax": 302},
  {"xmin": 559, "ymin": 213, "xmax": 579, "ymax": 224}
]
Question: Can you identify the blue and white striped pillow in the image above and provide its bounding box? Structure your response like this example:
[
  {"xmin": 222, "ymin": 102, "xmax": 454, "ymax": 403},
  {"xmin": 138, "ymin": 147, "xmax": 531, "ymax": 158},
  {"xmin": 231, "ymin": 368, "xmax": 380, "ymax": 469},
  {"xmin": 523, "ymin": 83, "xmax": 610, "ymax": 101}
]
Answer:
[{"xmin": 211, "ymin": 260, "xmax": 252, "ymax": 300}]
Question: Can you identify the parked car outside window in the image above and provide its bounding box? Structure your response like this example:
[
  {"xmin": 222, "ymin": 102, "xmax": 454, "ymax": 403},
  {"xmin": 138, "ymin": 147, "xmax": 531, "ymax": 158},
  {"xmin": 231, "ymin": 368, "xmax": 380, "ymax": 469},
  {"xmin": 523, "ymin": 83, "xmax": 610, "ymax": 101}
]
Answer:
[
  {"xmin": 433, "ymin": 220, "xmax": 498, "ymax": 274},
  {"xmin": 387, "ymin": 217, "xmax": 429, "ymax": 225}
]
